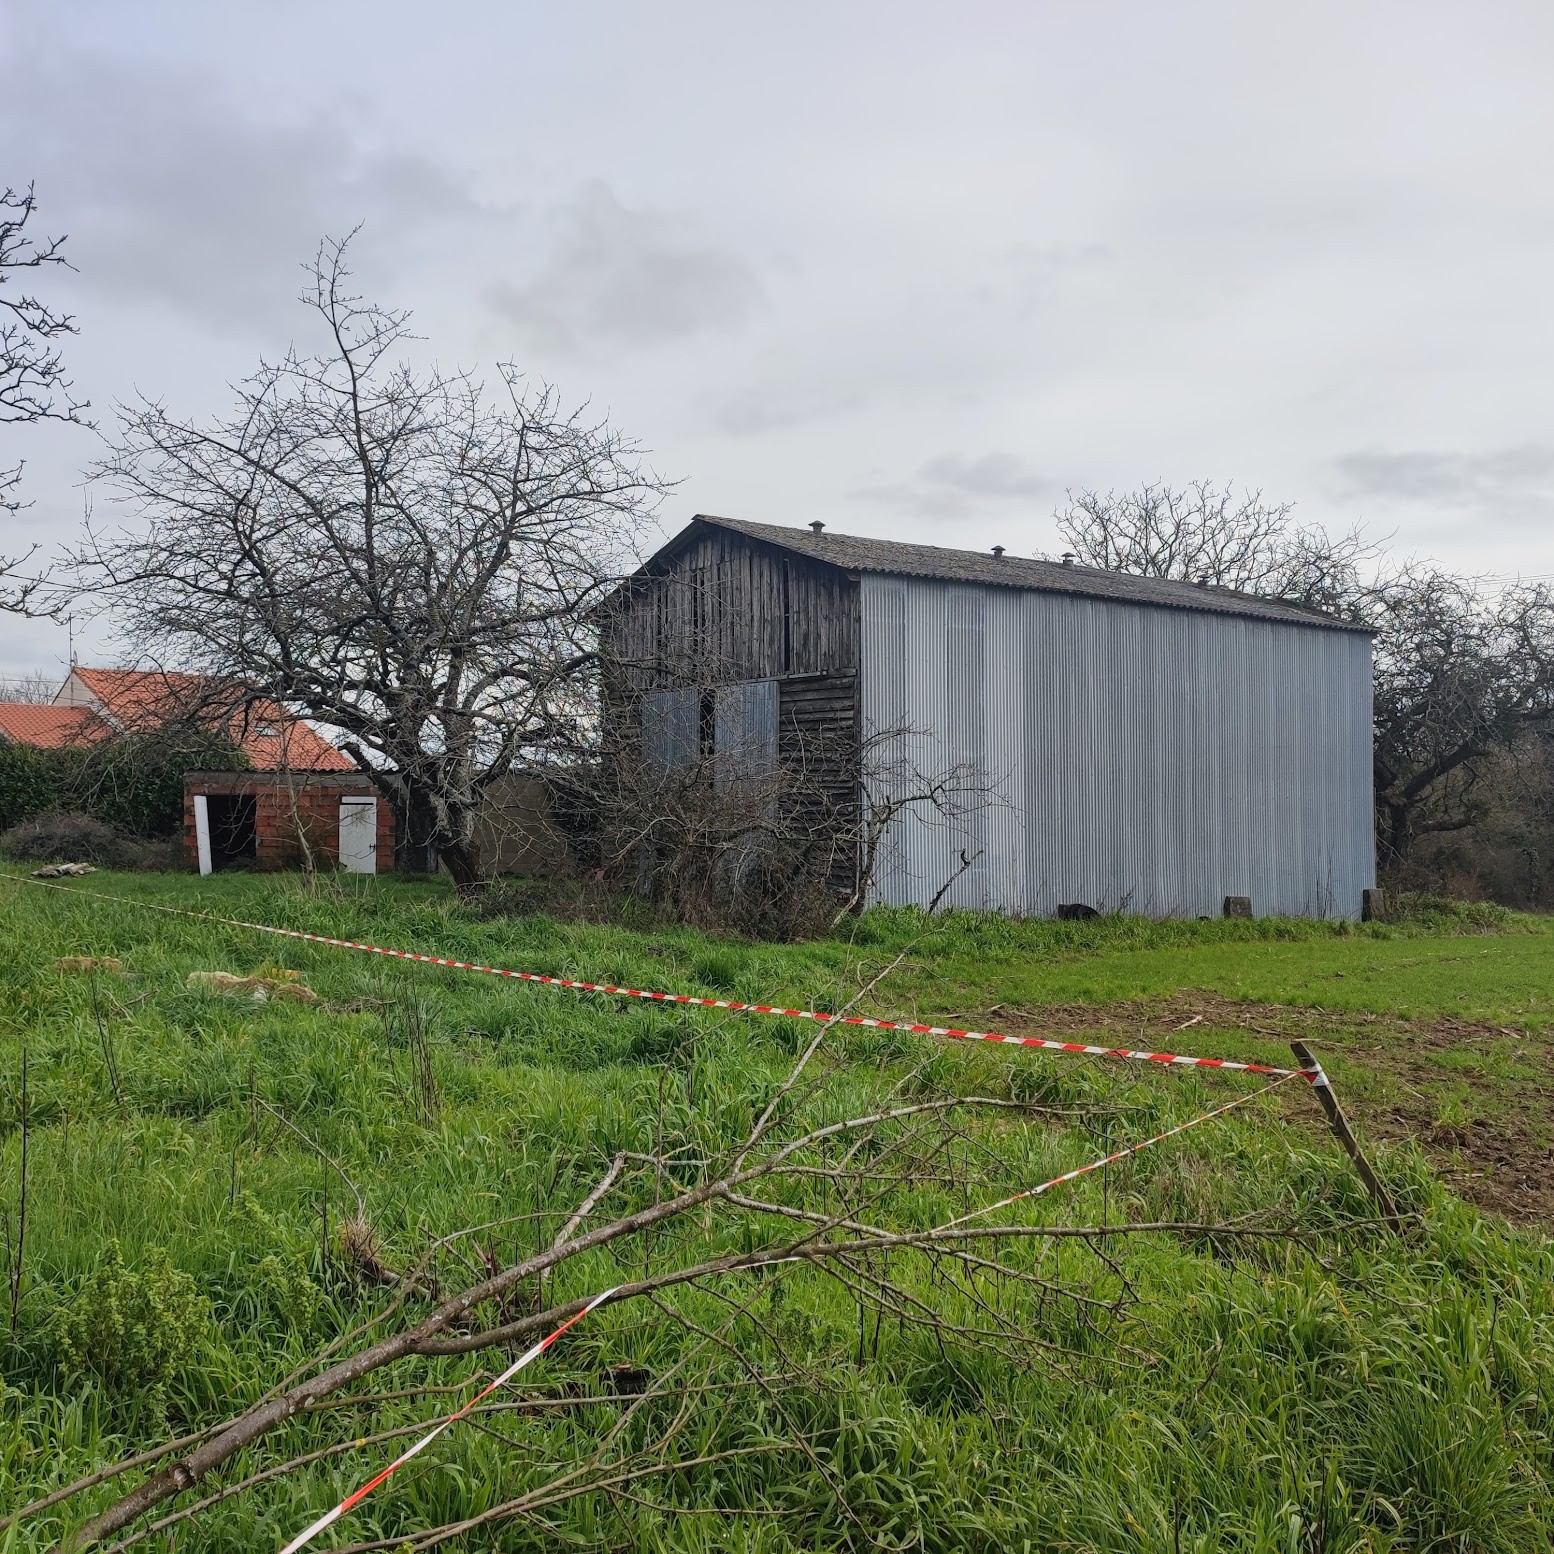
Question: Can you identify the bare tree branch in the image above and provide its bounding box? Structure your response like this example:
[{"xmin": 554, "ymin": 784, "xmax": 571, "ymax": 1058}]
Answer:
[{"xmin": 0, "ymin": 182, "xmax": 90, "ymax": 608}]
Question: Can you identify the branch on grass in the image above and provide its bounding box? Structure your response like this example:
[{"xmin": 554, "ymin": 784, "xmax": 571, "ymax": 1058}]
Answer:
[
  {"xmin": 53, "ymin": 1003, "xmax": 1336, "ymax": 1552},
  {"xmin": 60, "ymin": 1188, "xmax": 1347, "ymax": 1548}
]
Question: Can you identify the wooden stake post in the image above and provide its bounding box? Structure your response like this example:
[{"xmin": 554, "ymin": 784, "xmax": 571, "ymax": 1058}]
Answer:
[{"xmin": 1290, "ymin": 1040, "xmax": 1401, "ymax": 1225}]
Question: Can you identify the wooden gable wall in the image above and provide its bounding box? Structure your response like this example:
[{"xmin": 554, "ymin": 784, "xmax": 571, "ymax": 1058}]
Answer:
[
  {"xmin": 602, "ymin": 526, "xmax": 860, "ymax": 691},
  {"xmin": 602, "ymin": 525, "xmax": 863, "ymax": 895}
]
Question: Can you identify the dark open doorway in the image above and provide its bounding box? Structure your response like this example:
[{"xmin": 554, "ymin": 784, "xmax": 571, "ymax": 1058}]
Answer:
[{"xmin": 206, "ymin": 793, "xmax": 257, "ymax": 870}]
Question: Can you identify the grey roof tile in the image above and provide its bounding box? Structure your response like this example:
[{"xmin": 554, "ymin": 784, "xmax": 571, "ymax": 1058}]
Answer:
[{"xmin": 674, "ymin": 515, "xmax": 1372, "ymax": 634}]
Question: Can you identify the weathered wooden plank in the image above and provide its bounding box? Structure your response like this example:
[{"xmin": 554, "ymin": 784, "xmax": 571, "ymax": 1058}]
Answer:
[{"xmin": 602, "ymin": 522, "xmax": 862, "ymax": 696}]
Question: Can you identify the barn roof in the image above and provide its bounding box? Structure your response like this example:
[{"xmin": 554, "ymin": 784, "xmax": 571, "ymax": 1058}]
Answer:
[{"xmin": 653, "ymin": 516, "xmax": 1372, "ymax": 634}]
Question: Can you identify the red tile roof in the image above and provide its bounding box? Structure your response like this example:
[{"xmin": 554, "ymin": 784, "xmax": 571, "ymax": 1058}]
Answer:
[
  {"xmin": 61, "ymin": 668, "xmax": 356, "ymax": 772},
  {"xmin": 0, "ymin": 702, "xmax": 111, "ymax": 748}
]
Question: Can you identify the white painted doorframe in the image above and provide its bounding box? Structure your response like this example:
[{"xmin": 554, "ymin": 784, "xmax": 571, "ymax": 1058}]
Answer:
[{"xmin": 193, "ymin": 794, "xmax": 213, "ymax": 876}]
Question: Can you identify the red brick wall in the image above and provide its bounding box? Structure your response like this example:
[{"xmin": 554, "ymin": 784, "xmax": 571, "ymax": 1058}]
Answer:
[{"xmin": 184, "ymin": 771, "xmax": 396, "ymax": 873}]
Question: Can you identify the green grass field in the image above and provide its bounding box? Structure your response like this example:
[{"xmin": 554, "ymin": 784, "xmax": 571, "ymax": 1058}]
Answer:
[{"xmin": 2, "ymin": 872, "xmax": 1552, "ymax": 1551}]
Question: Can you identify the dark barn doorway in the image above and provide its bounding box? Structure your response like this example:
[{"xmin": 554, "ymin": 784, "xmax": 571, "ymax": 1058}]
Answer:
[{"xmin": 206, "ymin": 793, "xmax": 258, "ymax": 870}]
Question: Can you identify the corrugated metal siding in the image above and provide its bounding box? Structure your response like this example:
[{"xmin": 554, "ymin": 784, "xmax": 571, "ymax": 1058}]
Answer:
[
  {"xmin": 860, "ymin": 576, "xmax": 1375, "ymax": 920},
  {"xmin": 713, "ymin": 680, "xmax": 778, "ymax": 793},
  {"xmin": 641, "ymin": 687, "xmax": 699, "ymax": 775}
]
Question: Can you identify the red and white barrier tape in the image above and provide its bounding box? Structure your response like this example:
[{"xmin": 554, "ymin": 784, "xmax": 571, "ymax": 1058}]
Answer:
[
  {"xmin": 0, "ymin": 875, "xmax": 1304, "ymax": 1548},
  {"xmin": 943, "ymin": 1070, "xmax": 1303, "ymax": 1230},
  {"xmin": 278, "ymin": 1286, "xmax": 619, "ymax": 1554},
  {"xmin": 5, "ymin": 873, "xmax": 1305, "ymax": 1080}
]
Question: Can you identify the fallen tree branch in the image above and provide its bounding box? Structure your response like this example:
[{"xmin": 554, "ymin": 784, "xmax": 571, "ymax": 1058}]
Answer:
[
  {"xmin": 56, "ymin": 1192, "xmax": 1369, "ymax": 1548},
  {"xmin": 52, "ymin": 1004, "xmax": 1335, "ymax": 1554}
]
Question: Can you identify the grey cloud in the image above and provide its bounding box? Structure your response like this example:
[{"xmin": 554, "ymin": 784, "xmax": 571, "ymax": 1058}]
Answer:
[
  {"xmin": 2, "ymin": 42, "xmax": 483, "ymax": 337},
  {"xmin": 918, "ymin": 452, "xmax": 1055, "ymax": 499},
  {"xmin": 1333, "ymin": 445, "xmax": 1554, "ymax": 523},
  {"xmin": 982, "ymin": 242, "xmax": 1113, "ymax": 313},
  {"xmin": 713, "ymin": 380, "xmax": 867, "ymax": 436},
  {"xmin": 851, "ymin": 451, "xmax": 1055, "ymax": 517},
  {"xmin": 712, "ymin": 243, "xmax": 1111, "ymax": 439},
  {"xmin": 485, "ymin": 182, "xmax": 760, "ymax": 356}
]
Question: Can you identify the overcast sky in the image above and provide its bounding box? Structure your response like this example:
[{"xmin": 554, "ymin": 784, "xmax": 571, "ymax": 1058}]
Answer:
[{"xmin": 3, "ymin": 0, "xmax": 1552, "ymax": 679}]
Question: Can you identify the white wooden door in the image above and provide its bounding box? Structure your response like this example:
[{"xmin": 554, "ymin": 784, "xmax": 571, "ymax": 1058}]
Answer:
[{"xmin": 338, "ymin": 797, "xmax": 378, "ymax": 874}]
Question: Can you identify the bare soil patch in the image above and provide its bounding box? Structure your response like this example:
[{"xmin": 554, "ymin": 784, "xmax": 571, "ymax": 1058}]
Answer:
[{"xmin": 979, "ymin": 992, "xmax": 1554, "ymax": 1227}]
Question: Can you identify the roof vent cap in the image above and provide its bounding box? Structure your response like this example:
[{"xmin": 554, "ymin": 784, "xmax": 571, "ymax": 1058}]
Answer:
[
  {"xmin": 991, "ymin": 544, "xmax": 1005, "ymax": 558},
  {"xmin": 809, "ymin": 521, "xmax": 825, "ymax": 534},
  {"xmin": 1061, "ymin": 552, "xmax": 1076, "ymax": 567}
]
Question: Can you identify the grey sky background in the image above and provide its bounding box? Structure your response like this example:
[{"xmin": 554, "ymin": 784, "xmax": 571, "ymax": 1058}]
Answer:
[{"xmin": 3, "ymin": 0, "xmax": 1552, "ymax": 679}]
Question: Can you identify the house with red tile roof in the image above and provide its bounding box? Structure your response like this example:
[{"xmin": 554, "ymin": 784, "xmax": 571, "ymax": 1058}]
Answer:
[
  {"xmin": 0, "ymin": 701, "xmax": 110, "ymax": 749},
  {"xmin": 54, "ymin": 667, "xmax": 354, "ymax": 771},
  {"xmin": 0, "ymin": 667, "xmax": 392, "ymax": 875}
]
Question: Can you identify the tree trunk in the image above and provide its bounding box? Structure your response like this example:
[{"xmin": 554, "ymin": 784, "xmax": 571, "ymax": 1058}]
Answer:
[
  {"xmin": 1378, "ymin": 798, "xmax": 1414, "ymax": 873},
  {"xmin": 438, "ymin": 835, "xmax": 483, "ymax": 891},
  {"xmin": 393, "ymin": 777, "xmax": 484, "ymax": 888},
  {"xmin": 395, "ymin": 787, "xmax": 444, "ymax": 875}
]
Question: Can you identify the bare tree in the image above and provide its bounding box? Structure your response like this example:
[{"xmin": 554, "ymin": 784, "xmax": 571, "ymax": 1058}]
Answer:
[
  {"xmin": 1, "ymin": 182, "xmax": 89, "ymax": 610},
  {"xmin": 579, "ymin": 643, "xmax": 1000, "ymax": 937},
  {"xmin": 0, "ymin": 667, "xmax": 64, "ymax": 702},
  {"xmin": 1372, "ymin": 568, "xmax": 1554, "ymax": 870},
  {"xmin": 1054, "ymin": 479, "xmax": 1382, "ymax": 615},
  {"xmin": 71, "ymin": 235, "xmax": 667, "ymax": 885}
]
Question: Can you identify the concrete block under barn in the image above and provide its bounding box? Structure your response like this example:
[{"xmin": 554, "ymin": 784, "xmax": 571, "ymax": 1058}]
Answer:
[{"xmin": 601, "ymin": 516, "xmax": 1377, "ymax": 920}]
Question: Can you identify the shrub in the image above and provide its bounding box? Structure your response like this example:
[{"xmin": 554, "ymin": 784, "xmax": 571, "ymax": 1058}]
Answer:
[
  {"xmin": 1381, "ymin": 891, "xmax": 1518, "ymax": 932},
  {"xmin": 0, "ymin": 739, "xmax": 65, "ymax": 830},
  {"xmin": 54, "ymin": 1242, "xmax": 209, "ymax": 1395},
  {"xmin": 0, "ymin": 809, "xmax": 175, "ymax": 870},
  {"xmin": 73, "ymin": 726, "xmax": 248, "ymax": 838},
  {"xmin": 0, "ymin": 725, "xmax": 247, "ymax": 839}
]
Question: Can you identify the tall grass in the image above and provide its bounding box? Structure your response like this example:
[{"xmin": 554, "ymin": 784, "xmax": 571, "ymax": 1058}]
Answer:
[{"xmin": 0, "ymin": 873, "xmax": 1550, "ymax": 1550}]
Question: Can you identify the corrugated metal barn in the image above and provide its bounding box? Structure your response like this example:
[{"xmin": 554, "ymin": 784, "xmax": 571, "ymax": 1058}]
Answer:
[{"xmin": 602, "ymin": 516, "xmax": 1376, "ymax": 920}]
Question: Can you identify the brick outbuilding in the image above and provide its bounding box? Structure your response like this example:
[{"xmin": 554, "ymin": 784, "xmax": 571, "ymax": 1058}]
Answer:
[
  {"xmin": 183, "ymin": 769, "xmax": 395, "ymax": 875},
  {"xmin": 0, "ymin": 664, "xmax": 398, "ymax": 876}
]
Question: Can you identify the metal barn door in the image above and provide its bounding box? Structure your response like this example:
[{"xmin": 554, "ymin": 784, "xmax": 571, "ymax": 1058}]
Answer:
[
  {"xmin": 713, "ymin": 680, "xmax": 778, "ymax": 793},
  {"xmin": 338, "ymin": 797, "xmax": 378, "ymax": 873},
  {"xmin": 641, "ymin": 687, "xmax": 700, "ymax": 775}
]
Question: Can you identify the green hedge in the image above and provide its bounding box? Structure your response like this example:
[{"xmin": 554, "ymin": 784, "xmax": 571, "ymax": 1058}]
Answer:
[
  {"xmin": 0, "ymin": 740, "xmax": 63, "ymax": 831},
  {"xmin": 0, "ymin": 727, "xmax": 248, "ymax": 837}
]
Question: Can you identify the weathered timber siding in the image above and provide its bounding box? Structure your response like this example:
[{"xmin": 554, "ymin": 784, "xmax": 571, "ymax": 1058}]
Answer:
[
  {"xmin": 603, "ymin": 529, "xmax": 859, "ymax": 689},
  {"xmin": 780, "ymin": 673, "xmax": 860, "ymax": 891},
  {"xmin": 860, "ymin": 575, "xmax": 1375, "ymax": 920},
  {"xmin": 779, "ymin": 675, "xmax": 858, "ymax": 806},
  {"xmin": 603, "ymin": 531, "xmax": 863, "ymax": 881}
]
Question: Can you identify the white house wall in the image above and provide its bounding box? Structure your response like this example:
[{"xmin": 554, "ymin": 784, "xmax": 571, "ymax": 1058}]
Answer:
[{"xmin": 860, "ymin": 575, "xmax": 1375, "ymax": 920}]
